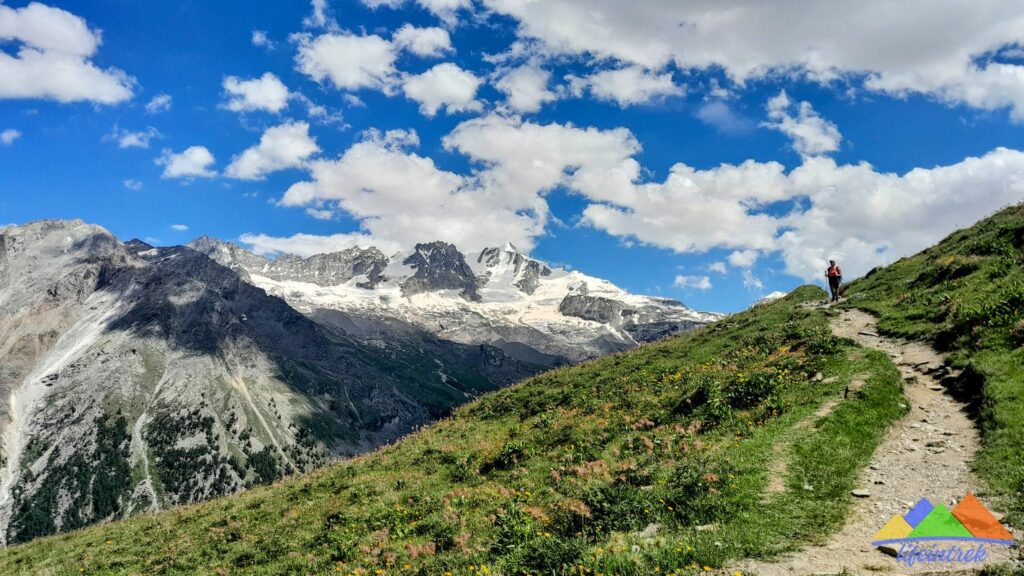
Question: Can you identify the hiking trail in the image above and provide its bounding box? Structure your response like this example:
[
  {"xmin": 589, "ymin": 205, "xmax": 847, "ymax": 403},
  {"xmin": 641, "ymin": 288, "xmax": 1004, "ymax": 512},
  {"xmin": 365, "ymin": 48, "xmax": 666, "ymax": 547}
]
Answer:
[{"xmin": 735, "ymin": 308, "xmax": 1020, "ymax": 575}]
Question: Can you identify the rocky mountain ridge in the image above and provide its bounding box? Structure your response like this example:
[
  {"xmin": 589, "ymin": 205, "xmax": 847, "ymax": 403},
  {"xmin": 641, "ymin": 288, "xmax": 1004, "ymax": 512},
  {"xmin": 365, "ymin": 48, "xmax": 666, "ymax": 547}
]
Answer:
[{"xmin": 191, "ymin": 238, "xmax": 722, "ymax": 363}]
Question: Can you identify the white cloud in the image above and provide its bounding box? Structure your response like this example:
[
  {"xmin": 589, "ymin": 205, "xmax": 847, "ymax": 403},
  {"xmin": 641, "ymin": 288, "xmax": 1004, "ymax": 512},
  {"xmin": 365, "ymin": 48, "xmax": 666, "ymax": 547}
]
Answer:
[
  {"xmin": 417, "ymin": 0, "xmax": 472, "ymax": 25},
  {"xmin": 578, "ymin": 144, "xmax": 1024, "ymax": 282},
  {"xmin": 363, "ymin": 0, "xmax": 471, "ymax": 26},
  {"xmin": 696, "ymin": 101, "xmax": 753, "ymax": 134},
  {"xmin": 145, "ymin": 93, "xmax": 172, "ymax": 114},
  {"xmin": 279, "ymin": 128, "xmax": 501, "ymax": 249},
  {"xmin": 580, "ymin": 160, "xmax": 788, "ymax": 255},
  {"xmin": 223, "ymin": 72, "xmax": 292, "ymax": 113},
  {"xmin": 442, "ymin": 114, "xmax": 640, "ymax": 219},
  {"xmin": 764, "ymin": 90, "xmax": 842, "ymax": 156},
  {"xmin": 277, "ymin": 116, "xmax": 638, "ymax": 252},
  {"xmin": 402, "ymin": 63, "xmax": 482, "ymax": 116},
  {"xmin": 295, "ymin": 32, "xmax": 398, "ymax": 93},
  {"xmin": 343, "ymin": 94, "xmax": 366, "ymax": 107},
  {"xmin": 226, "ymin": 121, "xmax": 319, "ymax": 180},
  {"xmin": 362, "ymin": 0, "xmax": 403, "ymax": 8},
  {"xmin": 304, "ymin": 0, "xmax": 335, "ymax": 29},
  {"xmin": 251, "ymin": 30, "xmax": 275, "ymax": 49},
  {"xmin": 0, "ymin": 129, "xmax": 21, "ymax": 145},
  {"xmin": 674, "ymin": 275, "xmax": 712, "ymax": 290},
  {"xmin": 123, "ymin": 179, "xmax": 143, "ymax": 191},
  {"xmin": 481, "ymin": 0, "xmax": 1024, "ymax": 120},
  {"xmin": 305, "ymin": 207, "xmax": 335, "ymax": 220},
  {"xmin": 742, "ymin": 270, "xmax": 764, "ymax": 291},
  {"xmin": 708, "ymin": 262, "xmax": 728, "ymax": 275},
  {"xmin": 156, "ymin": 146, "xmax": 217, "ymax": 179},
  {"xmin": 495, "ymin": 65, "xmax": 559, "ymax": 113},
  {"xmin": 569, "ymin": 66, "xmax": 681, "ymax": 106},
  {"xmin": 240, "ymin": 231, "xmax": 401, "ymax": 258},
  {"xmin": 106, "ymin": 126, "xmax": 160, "ymax": 149},
  {"xmin": 727, "ymin": 249, "xmax": 759, "ymax": 268},
  {"xmin": 170, "ymin": 224, "xmax": 189, "ymax": 231},
  {"xmin": 392, "ymin": 24, "xmax": 452, "ymax": 58},
  {"xmin": 0, "ymin": 2, "xmax": 133, "ymax": 104}
]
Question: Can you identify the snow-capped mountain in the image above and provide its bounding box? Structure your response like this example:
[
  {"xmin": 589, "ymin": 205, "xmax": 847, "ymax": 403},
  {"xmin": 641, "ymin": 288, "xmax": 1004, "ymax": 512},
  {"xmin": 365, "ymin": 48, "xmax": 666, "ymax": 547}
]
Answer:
[{"xmin": 192, "ymin": 238, "xmax": 723, "ymax": 363}]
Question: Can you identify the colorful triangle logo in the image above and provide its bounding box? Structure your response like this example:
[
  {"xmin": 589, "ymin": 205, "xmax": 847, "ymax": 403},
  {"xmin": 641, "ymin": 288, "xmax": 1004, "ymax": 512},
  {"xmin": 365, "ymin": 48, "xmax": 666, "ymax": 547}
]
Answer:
[{"xmin": 872, "ymin": 493, "xmax": 1014, "ymax": 546}]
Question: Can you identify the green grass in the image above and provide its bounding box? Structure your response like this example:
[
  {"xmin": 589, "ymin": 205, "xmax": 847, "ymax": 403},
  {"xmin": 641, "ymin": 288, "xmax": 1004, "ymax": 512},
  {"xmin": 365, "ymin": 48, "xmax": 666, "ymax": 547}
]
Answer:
[
  {"xmin": 0, "ymin": 286, "xmax": 908, "ymax": 575},
  {"xmin": 842, "ymin": 203, "xmax": 1024, "ymax": 526}
]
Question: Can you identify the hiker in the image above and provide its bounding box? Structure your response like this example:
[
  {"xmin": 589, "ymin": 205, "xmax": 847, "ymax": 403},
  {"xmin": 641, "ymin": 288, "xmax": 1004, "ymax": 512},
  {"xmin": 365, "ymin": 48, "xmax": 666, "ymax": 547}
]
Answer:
[{"xmin": 826, "ymin": 259, "xmax": 843, "ymax": 302}]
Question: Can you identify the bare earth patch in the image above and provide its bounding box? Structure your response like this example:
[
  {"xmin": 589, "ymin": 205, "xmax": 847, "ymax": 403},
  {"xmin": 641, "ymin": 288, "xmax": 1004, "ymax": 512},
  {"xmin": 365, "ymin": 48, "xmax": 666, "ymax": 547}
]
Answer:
[{"xmin": 736, "ymin": 309, "xmax": 1020, "ymax": 575}]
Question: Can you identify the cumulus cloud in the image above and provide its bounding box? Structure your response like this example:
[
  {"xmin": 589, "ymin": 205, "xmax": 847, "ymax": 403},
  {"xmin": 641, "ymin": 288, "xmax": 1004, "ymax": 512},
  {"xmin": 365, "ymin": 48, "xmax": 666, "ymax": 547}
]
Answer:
[
  {"xmin": 708, "ymin": 262, "xmax": 728, "ymax": 275},
  {"xmin": 156, "ymin": 146, "xmax": 217, "ymax": 179},
  {"xmin": 240, "ymin": 231, "xmax": 402, "ymax": 258},
  {"xmin": 223, "ymin": 72, "xmax": 292, "ymax": 113},
  {"xmin": 727, "ymin": 249, "xmax": 759, "ymax": 268},
  {"xmin": 764, "ymin": 91, "xmax": 841, "ymax": 156},
  {"xmin": 581, "ymin": 147, "xmax": 1024, "ymax": 282},
  {"xmin": 170, "ymin": 224, "xmax": 189, "ymax": 231},
  {"xmin": 226, "ymin": 121, "xmax": 319, "ymax": 180},
  {"xmin": 442, "ymin": 114, "xmax": 640, "ymax": 218},
  {"xmin": 0, "ymin": 129, "xmax": 21, "ymax": 145},
  {"xmin": 363, "ymin": 0, "xmax": 472, "ymax": 26},
  {"xmin": 418, "ymin": 0, "xmax": 472, "ymax": 24},
  {"xmin": 481, "ymin": 0, "xmax": 1024, "ymax": 120},
  {"xmin": 144, "ymin": 93, "xmax": 172, "ymax": 114},
  {"xmin": 105, "ymin": 126, "xmax": 161, "ymax": 149},
  {"xmin": 392, "ymin": 24, "xmax": 452, "ymax": 58},
  {"xmin": 402, "ymin": 63, "xmax": 482, "ymax": 116},
  {"xmin": 123, "ymin": 179, "xmax": 143, "ymax": 191},
  {"xmin": 580, "ymin": 160, "xmax": 788, "ymax": 254},
  {"xmin": 0, "ymin": 2, "xmax": 133, "ymax": 104},
  {"xmin": 569, "ymin": 66, "xmax": 681, "ymax": 106},
  {"xmin": 251, "ymin": 30, "xmax": 275, "ymax": 49},
  {"xmin": 295, "ymin": 32, "xmax": 398, "ymax": 93},
  {"xmin": 674, "ymin": 275, "xmax": 713, "ymax": 290},
  {"xmin": 276, "ymin": 117, "xmax": 638, "ymax": 252},
  {"xmin": 495, "ymin": 65, "xmax": 559, "ymax": 113},
  {"xmin": 278, "ymin": 128, "xmax": 495, "ymax": 249}
]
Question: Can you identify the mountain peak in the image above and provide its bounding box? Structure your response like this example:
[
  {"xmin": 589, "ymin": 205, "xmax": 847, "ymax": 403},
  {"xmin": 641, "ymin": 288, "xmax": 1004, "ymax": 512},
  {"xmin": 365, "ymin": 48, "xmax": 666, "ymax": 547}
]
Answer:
[{"xmin": 402, "ymin": 241, "xmax": 480, "ymax": 301}]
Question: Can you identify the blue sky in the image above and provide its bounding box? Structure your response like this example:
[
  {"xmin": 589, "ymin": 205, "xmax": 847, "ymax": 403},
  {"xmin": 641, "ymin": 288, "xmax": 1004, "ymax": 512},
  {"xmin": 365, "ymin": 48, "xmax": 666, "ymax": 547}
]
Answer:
[{"xmin": 2, "ymin": 1, "xmax": 1024, "ymax": 312}]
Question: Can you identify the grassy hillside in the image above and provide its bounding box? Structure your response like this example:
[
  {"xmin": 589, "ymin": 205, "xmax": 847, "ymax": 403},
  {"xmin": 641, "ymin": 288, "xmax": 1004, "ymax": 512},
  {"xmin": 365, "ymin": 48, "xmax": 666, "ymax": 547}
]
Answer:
[
  {"xmin": 0, "ymin": 286, "xmax": 907, "ymax": 575},
  {"xmin": 843, "ymin": 203, "xmax": 1024, "ymax": 525}
]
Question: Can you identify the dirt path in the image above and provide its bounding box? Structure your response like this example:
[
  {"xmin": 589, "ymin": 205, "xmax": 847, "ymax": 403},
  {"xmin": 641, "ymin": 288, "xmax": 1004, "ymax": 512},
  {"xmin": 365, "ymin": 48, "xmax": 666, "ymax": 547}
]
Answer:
[{"xmin": 736, "ymin": 308, "xmax": 1019, "ymax": 575}]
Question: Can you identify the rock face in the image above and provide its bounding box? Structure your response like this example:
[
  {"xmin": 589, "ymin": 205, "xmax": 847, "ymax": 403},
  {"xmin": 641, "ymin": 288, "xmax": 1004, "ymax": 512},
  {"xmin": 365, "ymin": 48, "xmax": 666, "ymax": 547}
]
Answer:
[
  {"xmin": 187, "ymin": 236, "xmax": 388, "ymax": 289},
  {"xmin": 557, "ymin": 294, "xmax": 704, "ymax": 342},
  {"xmin": 476, "ymin": 243, "xmax": 552, "ymax": 295},
  {"xmin": 0, "ymin": 221, "xmax": 541, "ymax": 544},
  {"xmin": 193, "ymin": 238, "xmax": 723, "ymax": 363},
  {"xmin": 400, "ymin": 242, "xmax": 480, "ymax": 301}
]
